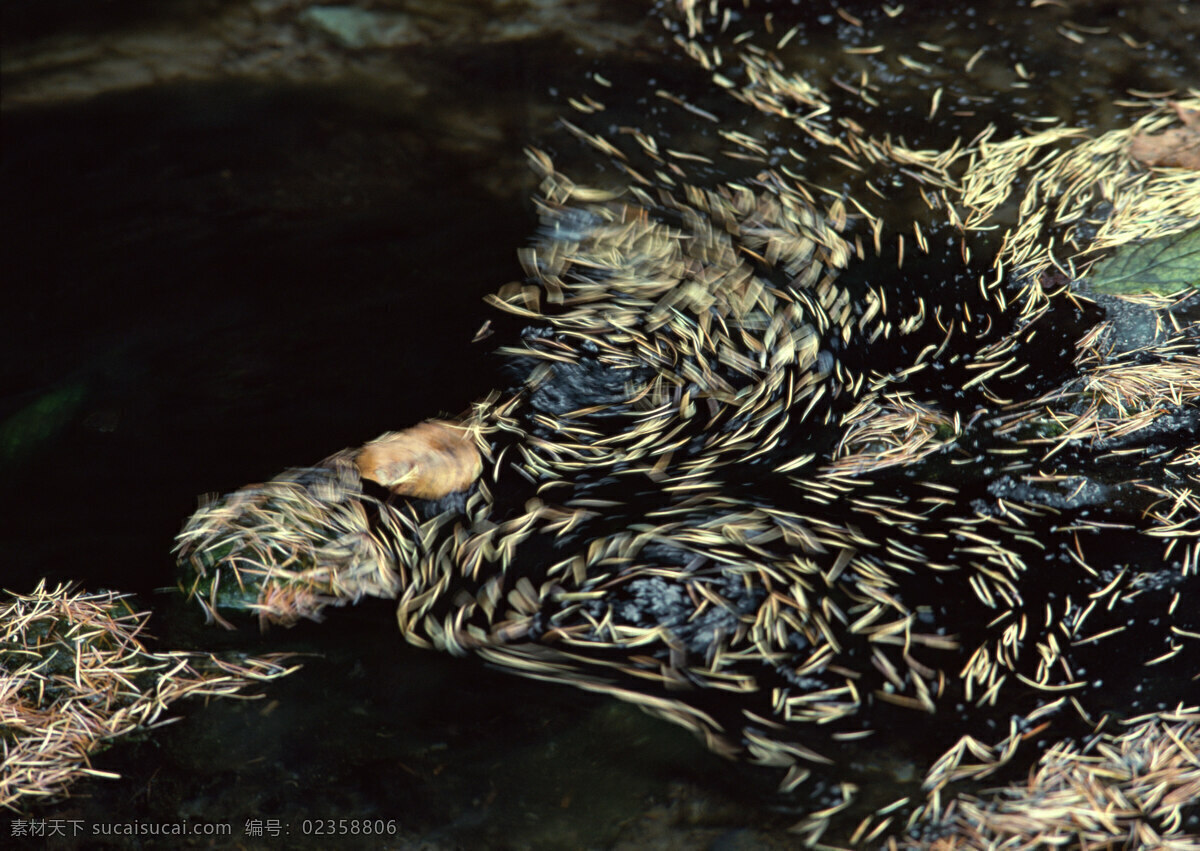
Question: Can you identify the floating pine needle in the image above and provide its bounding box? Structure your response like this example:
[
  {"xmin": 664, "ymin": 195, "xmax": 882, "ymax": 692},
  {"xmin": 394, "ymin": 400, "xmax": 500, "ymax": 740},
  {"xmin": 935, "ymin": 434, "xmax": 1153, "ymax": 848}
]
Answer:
[
  {"xmin": 173, "ymin": 2, "xmax": 1200, "ymax": 847},
  {"xmin": 0, "ymin": 582, "xmax": 297, "ymax": 810}
]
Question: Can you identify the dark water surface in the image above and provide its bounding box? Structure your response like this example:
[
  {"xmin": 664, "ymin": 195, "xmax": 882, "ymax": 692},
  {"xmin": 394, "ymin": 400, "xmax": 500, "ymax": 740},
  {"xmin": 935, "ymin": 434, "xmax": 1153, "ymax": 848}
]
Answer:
[
  {"xmin": 3, "ymin": 0, "xmax": 1199, "ymax": 848},
  {"xmin": 2, "ymin": 82, "xmax": 529, "ymax": 594},
  {"xmin": 1, "ymin": 6, "xmax": 794, "ymax": 848}
]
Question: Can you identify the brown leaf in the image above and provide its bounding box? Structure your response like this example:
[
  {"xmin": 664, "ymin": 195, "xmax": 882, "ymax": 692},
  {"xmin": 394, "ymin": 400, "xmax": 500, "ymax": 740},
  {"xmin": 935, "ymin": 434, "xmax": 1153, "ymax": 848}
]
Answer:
[
  {"xmin": 1129, "ymin": 101, "xmax": 1200, "ymax": 169},
  {"xmin": 356, "ymin": 420, "xmax": 482, "ymax": 499},
  {"xmin": 1171, "ymin": 100, "xmax": 1200, "ymax": 128}
]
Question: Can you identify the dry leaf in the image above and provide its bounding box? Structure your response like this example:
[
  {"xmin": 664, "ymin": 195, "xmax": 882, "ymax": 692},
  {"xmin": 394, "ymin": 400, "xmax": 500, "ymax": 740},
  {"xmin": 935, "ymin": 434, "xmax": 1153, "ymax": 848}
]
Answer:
[
  {"xmin": 356, "ymin": 420, "xmax": 482, "ymax": 499},
  {"xmin": 1129, "ymin": 101, "xmax": 1200, "ymax": 169}
]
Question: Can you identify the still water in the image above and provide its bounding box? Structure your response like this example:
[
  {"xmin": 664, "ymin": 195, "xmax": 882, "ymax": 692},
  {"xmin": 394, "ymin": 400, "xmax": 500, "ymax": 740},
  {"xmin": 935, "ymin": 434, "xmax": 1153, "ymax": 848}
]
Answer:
[{"xmin": 3, "ymin": 0, "xmax": 1197, "ymax": 848}]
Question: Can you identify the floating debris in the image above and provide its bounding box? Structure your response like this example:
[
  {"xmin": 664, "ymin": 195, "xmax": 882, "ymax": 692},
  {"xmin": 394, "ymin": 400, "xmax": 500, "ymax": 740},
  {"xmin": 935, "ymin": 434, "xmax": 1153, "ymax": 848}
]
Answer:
[
  {"xmin": 1130, "ymin": 101, "xmax": 1200, "ymax": 169},
  {"xmin": 0, "ymin": 582, "xmax": 297, "ymax": 810},
  {"xmin": 899, "ymin": 712, "xmax": 1200, "ymax": 850},
  {"xmin": 357, "ymin": 420, "xmax": 484, "ymax": 500},
  {"xmin": 176, "ymin": 451, "xmax": 420, "ymax": 629},
  {"xmin": 174, "ymin": 1, "xmax": 1199, "ymax": 847}
]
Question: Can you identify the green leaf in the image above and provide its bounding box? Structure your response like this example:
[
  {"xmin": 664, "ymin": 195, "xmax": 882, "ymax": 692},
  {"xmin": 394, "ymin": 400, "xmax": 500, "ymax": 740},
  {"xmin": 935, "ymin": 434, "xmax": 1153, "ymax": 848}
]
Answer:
[{"xmin": 1089, "ymin": 226, "xmax": 1200, "ymax": 295}]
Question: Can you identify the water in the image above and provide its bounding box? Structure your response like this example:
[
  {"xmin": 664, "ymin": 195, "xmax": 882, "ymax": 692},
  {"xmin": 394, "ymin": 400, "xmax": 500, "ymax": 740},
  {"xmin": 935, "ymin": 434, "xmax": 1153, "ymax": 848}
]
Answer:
[
  {"xmin": 1, "ymin": 5, "xmax": 791, "ymax": 848},
  {"xmin": 3, "ymin": 1, "xmax": 1198, "ymax": 848}
]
